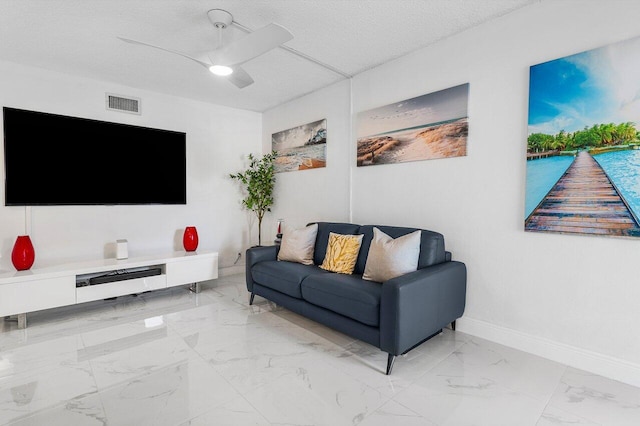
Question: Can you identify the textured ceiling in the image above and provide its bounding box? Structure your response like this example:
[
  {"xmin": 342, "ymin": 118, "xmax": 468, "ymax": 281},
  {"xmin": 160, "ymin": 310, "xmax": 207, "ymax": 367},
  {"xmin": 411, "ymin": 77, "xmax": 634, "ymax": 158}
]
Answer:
[{"xmin": 0, "ymin": 0, "xmax": 538, "ymax": 112}]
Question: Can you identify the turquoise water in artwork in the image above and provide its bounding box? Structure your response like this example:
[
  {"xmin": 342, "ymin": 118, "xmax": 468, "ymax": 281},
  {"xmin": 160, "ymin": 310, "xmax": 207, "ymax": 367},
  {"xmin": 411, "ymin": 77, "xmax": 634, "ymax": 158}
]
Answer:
[
  {"xmin": 525, "ymin": 150, "xmax": 640, "ymax": 220},
  {"xmin": 594, "ymin": 149, "xmax": 640, "ymax": 220},
  {"xmin": 525, "ymin": 155, "xmax": 573, "ymax": 218}
]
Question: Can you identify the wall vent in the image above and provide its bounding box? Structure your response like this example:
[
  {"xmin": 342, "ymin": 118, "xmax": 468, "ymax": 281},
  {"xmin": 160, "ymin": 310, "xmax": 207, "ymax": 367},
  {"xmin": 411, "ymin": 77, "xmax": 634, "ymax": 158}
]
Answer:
[{"xmin": 106, "ymin": 93, "xmax": 141, "ymax": 114}]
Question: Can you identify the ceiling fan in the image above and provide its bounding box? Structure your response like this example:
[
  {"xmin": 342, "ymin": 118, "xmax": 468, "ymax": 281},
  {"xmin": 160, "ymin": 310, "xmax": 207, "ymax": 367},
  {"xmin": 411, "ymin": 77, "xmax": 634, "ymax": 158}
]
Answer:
[{"xmin": 118, "ymin": 9, "xmax": 293, "ymax": 88}]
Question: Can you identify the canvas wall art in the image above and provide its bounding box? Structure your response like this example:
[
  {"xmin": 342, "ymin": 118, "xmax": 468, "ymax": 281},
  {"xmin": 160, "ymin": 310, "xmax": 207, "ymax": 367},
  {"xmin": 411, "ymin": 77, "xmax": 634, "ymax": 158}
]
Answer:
[
  {"xmin": 525, "ymin": 36, "xmax": 640, "ymax": 238},
  {"xmin": 272, "ymin": 119, "xmax": 327, "ymax": 173},
  {"xmin": 356, "ymin": 83, "xmax": 469, "ymax": 167}
]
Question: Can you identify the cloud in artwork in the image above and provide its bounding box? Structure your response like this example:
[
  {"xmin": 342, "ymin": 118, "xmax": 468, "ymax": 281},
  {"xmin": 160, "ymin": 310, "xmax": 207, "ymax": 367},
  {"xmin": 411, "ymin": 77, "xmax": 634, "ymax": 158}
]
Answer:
[
  {"xmin": 528, "ymin": 35, "xmax": 640, "ymax": 135},
  {"xmin": 272, "ymin": 119, "xmax": 326, "ymax": 150},
  {"xmin": 357, "ymin": 84, "xmax": 469, "ymax": 138}
]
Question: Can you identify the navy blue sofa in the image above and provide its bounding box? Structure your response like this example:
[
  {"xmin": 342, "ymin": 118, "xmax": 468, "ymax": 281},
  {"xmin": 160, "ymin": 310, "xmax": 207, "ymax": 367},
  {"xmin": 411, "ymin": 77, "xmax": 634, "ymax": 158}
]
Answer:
[{"xmin": 245, "ymin": 222, "xmax": 467, "ymax": 374}]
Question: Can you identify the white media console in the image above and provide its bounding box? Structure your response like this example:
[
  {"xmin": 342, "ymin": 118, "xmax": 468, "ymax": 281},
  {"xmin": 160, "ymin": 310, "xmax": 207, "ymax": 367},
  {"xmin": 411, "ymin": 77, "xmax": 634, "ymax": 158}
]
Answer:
[{"xmin": 0, "ymin": 250, "xmax": 218, "ymax": 329}]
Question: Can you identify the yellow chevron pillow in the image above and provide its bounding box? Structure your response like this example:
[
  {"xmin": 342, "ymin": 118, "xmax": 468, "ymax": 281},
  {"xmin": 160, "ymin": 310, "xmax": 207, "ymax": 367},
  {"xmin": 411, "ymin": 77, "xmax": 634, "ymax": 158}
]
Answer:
[{"xmin": 320, "ymin": 232, "xmax": 364, "ymax": 274}]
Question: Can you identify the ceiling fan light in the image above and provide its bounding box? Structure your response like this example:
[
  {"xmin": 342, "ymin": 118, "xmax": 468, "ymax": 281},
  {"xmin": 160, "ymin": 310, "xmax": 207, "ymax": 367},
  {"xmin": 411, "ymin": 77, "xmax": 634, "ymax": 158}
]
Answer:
[{"xmin": 209, "ymin": 65, "xmax": 233, "ymax": 76}]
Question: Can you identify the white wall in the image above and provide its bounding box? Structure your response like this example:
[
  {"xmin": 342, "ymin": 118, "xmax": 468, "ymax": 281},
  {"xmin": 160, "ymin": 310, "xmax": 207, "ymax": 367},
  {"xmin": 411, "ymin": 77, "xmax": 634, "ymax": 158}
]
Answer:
[
  {"xmin": 261, "ymin": 79, "xmax": 352, "ymax": 239},
  {"xmin": 0, "ymin": 61, "xmax": 261, "ymax": 273},
  {"xmin": 263, "ymin": 0, "xmax": 640, "ymax": 387}
]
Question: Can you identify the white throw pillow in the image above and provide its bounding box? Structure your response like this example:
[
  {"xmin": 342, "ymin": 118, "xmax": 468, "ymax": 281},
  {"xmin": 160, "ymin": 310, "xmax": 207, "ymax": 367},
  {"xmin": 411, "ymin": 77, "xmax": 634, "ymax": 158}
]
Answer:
[
  {"xmin": 277, "ymin": 223, "xmax": 318, "ymax": 265},
  {"xmin": 363, "ymin": 227, "xmax": 421, "ymax": 282}
]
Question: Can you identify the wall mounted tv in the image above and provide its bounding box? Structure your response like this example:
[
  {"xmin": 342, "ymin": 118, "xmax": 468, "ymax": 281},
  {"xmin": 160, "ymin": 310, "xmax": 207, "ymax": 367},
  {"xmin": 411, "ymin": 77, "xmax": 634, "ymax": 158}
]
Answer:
[{"xmin": 3, "ymin": 107, "xmax": 187, "ymax": 206}]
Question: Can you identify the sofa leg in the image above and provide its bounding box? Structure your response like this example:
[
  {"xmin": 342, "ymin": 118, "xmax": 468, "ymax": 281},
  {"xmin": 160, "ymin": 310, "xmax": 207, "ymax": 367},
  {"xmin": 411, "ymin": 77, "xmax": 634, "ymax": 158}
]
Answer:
[
  {"xmin": 451, "ymin": 320, "xmax": 456, "ymax": 331},
  {"xmin": 386, "ymin": 354, "xmax": 396, "ymax": 375},
  {"xmin": 249, "ymin": 293, "xmax": 255, "ymax": 305}
]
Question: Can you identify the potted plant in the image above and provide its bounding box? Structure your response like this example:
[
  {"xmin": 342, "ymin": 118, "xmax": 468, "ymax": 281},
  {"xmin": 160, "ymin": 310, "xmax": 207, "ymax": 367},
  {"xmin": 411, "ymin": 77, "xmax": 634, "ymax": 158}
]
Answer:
[{"xmin": 229, "ymin": 151, "xmax": 278, "ymax": 246}]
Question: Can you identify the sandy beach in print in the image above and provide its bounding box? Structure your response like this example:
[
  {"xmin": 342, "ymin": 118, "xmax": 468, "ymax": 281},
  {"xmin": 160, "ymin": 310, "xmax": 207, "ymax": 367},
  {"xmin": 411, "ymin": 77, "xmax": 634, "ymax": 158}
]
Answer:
[
  {"xmin": 273, "ymin": 144, "xmax": 326, "ymax": 172},
  {"xmin": 357, "ymin": 118, "xmax": 468, "ymax": 166},
  {"xmin": 356, "ymin": 84, "xmax": 469, "ymax": 167}
]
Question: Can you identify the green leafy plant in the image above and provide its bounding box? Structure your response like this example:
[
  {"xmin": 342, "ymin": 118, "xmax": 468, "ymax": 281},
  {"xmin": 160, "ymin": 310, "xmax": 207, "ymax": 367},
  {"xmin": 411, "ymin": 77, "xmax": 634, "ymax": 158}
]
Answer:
[{"xmin": 229, "ymin": 151, "xmax": 278, "ymax": 246}]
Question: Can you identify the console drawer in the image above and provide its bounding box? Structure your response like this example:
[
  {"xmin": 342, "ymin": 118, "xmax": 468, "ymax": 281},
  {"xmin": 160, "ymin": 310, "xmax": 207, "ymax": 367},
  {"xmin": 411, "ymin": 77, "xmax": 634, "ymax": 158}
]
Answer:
[
  {"xmin": 165, "ymin": 255, "xmax": 218, "ymax": 287},
  {"xmin": 0, "ymin": 275, "xmax": 76, "ymax": 317}
]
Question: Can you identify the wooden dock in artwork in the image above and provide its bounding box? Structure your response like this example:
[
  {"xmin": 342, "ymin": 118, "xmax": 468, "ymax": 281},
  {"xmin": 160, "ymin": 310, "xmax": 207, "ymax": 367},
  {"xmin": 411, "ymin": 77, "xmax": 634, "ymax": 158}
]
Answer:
[
  {"xmin": 525, "ymin": 151, "xmax": 640, "ymax": 237},
  {"xmin": 527, "ymin": 151, "xmax": 559, "ymax": 160}
]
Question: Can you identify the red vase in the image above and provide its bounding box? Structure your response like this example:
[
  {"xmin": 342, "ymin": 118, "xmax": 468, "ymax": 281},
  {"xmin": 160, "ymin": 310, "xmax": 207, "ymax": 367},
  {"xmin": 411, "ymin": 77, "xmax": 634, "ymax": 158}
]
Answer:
[
  {"xmin": 11, "ymin": 235, "xmax": 35, "ymax": 271},
  {"xmin": 183, "ymin": 226, "xmax": 199, "ymax": 252}
]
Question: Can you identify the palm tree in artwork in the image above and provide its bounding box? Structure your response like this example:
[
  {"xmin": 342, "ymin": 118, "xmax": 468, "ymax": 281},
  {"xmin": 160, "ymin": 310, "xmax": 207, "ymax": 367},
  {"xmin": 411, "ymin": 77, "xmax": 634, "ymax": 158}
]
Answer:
[
  {"xmin": 593, "ymin": 123, "xmax": 614, "ymax": 145},
  {"xmin": 615, "ymin": 122, "xmax": 638, "ymax": 144},
  {"xmin": 553, "ymin": 130, "xmax": 568, "ymax": 150}
]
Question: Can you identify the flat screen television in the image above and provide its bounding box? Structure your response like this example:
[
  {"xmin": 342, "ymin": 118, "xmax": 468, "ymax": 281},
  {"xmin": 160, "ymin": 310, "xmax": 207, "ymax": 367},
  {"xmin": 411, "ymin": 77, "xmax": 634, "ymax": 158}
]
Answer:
[{"xmin": 3, "ymin": 107, "xmax": 187, "ymax": 205}]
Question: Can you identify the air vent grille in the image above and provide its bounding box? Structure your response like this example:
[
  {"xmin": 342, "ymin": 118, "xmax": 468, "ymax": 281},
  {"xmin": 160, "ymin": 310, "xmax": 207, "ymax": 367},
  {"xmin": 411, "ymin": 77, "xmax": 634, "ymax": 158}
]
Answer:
[{"xmin": 106, "ymin": 93, "xmax": 141, "ymax": 114}]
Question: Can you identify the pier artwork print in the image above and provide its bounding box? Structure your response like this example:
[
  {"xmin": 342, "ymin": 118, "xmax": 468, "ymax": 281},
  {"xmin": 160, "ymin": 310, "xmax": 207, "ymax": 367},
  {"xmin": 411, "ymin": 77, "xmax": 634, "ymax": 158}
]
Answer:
[
  {"xmin": 525, "ymin": 35, "xmax": 640, "ymax": 238},
  {"xmin": 356, "ymin": 83, "xmax": 469, "ymax": 167},
  {"xmin": 272, "ymin": 119, "xmax": 327, "ymax": 173}
]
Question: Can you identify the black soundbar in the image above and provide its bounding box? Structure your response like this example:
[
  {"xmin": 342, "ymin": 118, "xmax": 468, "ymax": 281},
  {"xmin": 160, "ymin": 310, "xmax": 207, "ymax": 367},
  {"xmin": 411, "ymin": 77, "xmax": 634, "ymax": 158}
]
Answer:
[{"xmin": 87, "ymin": 268, "xmax": 162, "ymax": 286}]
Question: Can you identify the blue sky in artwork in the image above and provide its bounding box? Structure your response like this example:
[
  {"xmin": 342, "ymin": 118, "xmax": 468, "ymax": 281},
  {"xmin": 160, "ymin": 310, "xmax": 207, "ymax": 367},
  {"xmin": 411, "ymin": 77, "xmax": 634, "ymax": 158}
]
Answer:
[
  {"xmin": 357, "ymin": 83, "xmax": 468, "ymax": 138},
  {"xmin": 529, "ymin": 59, "xmax": 593, "ymax": 123},
  {"xmin": 527, "ymin": 36, "xmax": 640, "ymax": 135}
]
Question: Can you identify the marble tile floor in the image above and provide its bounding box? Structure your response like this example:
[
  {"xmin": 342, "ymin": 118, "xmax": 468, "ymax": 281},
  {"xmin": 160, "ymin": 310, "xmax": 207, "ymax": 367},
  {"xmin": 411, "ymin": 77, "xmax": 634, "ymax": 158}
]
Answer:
[{"xmin": 1, "ymin": 273, "xmax": 639, "ymax": 426}]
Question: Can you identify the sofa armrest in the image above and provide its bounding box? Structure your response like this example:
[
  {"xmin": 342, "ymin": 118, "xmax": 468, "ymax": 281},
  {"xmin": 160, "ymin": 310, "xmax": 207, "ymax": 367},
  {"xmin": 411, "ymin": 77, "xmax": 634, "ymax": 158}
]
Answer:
[
  {"xmin": 245, "ymin": 246, "xmax": 280, "ymax": 293},
  {"xmin": 379, "ymin": 261, "xmax": 466, "ymax": 355},
  {"xmin": 245, "ymin": 245, "xmax": 278, "ymax": 292},
  {"xmin": 247, "ymin": 245, "xmax": 278, "ymax": 266}
]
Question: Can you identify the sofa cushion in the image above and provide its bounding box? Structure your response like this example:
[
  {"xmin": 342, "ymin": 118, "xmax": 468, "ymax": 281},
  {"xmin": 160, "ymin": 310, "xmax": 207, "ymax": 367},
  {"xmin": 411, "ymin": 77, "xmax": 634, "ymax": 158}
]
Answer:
[
  {"xmin": 278, "ymin": 223, "xmax": 318, "ymax": 265},
  {"xmin": 311, "ymin": 222, "xmax": 362, "ymax": 266},
  {"xmin": 252, "ymin": 260, "xmax": 326, "ymax": 299},
  {"xmin": 362, "ymin": 227, "xmax": 421, "ymax": 282},
  {"xmin": 320, "ymin": 232, "xmax": 364, "ymax": 274},
  {"xmin": 301, "ymin": 272, "xmax": 382, "ymax": 326}
]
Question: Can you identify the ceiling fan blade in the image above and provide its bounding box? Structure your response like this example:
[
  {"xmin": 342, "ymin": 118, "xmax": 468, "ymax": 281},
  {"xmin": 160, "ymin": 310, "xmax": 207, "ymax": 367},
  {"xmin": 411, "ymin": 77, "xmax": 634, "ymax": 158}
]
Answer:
[
  {"xmin": 118, "ymin": 37, "xmax": 211, "ymax": 69},
  {"xmin": 227, "ymin": 65, "xmax": 254, "ymax": 88},
  {"xmin": 210, "ymin": 23, "xmax": 293, "ymax": 66},
  {"xmin": 120, "ymin": 36, "xmax": 252, "ymax": 88}
]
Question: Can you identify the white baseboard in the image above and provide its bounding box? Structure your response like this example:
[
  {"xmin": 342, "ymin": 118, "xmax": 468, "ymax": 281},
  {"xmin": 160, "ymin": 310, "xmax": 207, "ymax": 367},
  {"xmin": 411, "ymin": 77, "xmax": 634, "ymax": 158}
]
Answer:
[
  {"xmin": 218, "ymin": 264, "xmax": 245, "ymax": 277},
  {"xmin": 457, "ymin": 317, "xmax": 640, "ymax": 388}
]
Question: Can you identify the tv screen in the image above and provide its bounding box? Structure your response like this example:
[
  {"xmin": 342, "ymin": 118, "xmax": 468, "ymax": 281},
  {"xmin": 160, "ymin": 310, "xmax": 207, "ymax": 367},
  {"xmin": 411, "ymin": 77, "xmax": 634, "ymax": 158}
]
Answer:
[{"xmin": 3, "ymin": 107, "xmax": 187, "ymax": 205}]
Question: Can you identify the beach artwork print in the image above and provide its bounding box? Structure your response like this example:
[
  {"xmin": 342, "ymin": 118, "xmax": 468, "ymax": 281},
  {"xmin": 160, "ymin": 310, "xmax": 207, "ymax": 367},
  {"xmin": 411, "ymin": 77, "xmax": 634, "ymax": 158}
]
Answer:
[
  {"xmin": 525, "ymin": 35, "xmax": 640, "ymax": 238},
  {"xmin": 356, "ymin": 83, "xmax": 469, "ymax": 167},
  {"xmin": 272, "ymin": 119, "xmax": 327, "ymax": 173}
]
